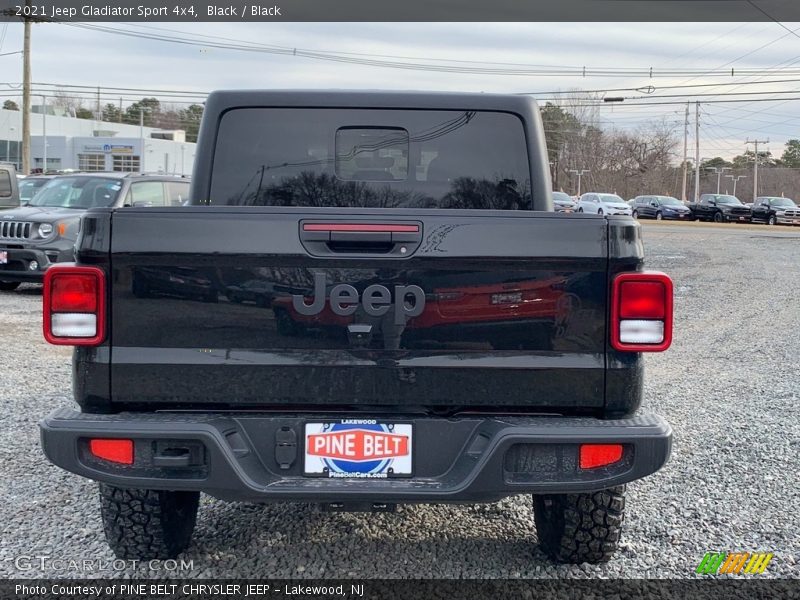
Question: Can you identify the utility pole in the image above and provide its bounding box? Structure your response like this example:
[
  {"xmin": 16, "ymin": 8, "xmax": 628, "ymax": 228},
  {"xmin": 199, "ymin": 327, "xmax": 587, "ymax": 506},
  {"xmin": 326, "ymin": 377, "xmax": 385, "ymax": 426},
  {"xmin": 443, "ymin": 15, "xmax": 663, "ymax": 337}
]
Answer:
[
  {"xmin": 41, "ymin": 95, "xmax": 46, "ymax": 172},
  {"xmin": 705, "ymin": 166, "xmax": 731, "ymax": 194},
  {"xmin": 569, "ymin": 168, "xmax": 590, "ymax": 197},
  {"xmin": 745, "ymin": 139, "xmax": 769, "ymax": 201},
  {"xmin": 725, "ymin": 174, "xmax": 746, "ymax": 197},
  {"xmin": 681, "ymin": 102, "xmax": 689, "ymax": 201},
  {"xmin": 694, "ymin": 102, "xmax": 700, "ymax": 202},
  {"xmin": 140, "ymin": 108, "xmax": 145, "ymax": 173},
  {"xmin": 21, "ymin": 15, "xmax": 31, "ymax": 175}
]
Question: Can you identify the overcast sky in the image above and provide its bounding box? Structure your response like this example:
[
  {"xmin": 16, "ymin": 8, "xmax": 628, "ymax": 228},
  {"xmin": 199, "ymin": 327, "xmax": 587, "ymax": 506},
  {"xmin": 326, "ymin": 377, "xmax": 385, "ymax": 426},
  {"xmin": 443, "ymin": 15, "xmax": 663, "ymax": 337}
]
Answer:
[{"xmin": 2, "ymin": 21, "xmax": 799, "ymax": 160}]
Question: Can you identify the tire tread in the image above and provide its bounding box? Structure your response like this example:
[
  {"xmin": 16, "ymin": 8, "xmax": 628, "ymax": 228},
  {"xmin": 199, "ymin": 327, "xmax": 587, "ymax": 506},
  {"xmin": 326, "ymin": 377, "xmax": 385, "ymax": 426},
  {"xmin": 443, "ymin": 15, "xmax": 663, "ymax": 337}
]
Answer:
[
  {"xmin": 99, "ymin": 483, "xmax": 198, "ymax": 559},
  {"xmin": 533, "ymin": 485, "xmax": 626, "ymax": 564}
]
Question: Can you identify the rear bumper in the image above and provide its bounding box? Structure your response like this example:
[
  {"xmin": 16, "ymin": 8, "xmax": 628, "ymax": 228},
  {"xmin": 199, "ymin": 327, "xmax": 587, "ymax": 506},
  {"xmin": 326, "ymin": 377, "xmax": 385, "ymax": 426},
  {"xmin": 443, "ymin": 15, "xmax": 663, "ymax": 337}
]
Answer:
[{"xmin": 40, "ymin": 407, "xmax": 671, "ymax": 503}]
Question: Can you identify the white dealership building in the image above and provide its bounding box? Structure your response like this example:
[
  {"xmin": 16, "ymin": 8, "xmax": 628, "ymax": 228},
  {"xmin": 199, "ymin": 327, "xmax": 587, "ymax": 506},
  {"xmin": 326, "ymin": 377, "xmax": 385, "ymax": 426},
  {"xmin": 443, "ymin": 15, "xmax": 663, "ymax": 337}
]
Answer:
[{"xmin": 0, "ymin": 105, "xmax": 196, "ymax": 175}]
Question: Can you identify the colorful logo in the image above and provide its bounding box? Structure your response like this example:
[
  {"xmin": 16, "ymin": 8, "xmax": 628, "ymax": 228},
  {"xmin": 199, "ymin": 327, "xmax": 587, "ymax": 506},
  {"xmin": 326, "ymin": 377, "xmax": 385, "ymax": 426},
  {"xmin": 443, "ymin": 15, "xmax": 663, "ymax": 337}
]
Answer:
[{"xmin": 696, "ymin": 552, "xmax": 774, "ymax": 575}]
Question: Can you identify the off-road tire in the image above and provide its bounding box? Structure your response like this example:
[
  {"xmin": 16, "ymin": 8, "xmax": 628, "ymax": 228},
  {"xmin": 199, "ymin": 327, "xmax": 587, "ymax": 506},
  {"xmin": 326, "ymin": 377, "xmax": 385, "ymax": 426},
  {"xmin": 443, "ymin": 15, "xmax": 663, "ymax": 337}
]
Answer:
[
  {"xmin": 0, "ymin": 281, "xmax": 21, "ymax": 291},
  {"xmin": 99, "ymin": 484, "xmax": 199, "ymax": 560},
  {"xmin": 533, "ymin": 485, "xmax": 625, "ymax": 564}
]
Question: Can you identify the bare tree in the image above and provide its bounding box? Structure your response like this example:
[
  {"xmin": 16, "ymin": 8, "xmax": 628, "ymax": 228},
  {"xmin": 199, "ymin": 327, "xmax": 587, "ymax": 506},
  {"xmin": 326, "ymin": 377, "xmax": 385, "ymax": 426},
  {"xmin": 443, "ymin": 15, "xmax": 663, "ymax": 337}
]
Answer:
[
  {"xmin": 49, "ymin": 87, "xmax": 87, "ymax": 117},
  {"xmin": 542, "ymin": 101, "xmax": 680, "ymax": 198}
]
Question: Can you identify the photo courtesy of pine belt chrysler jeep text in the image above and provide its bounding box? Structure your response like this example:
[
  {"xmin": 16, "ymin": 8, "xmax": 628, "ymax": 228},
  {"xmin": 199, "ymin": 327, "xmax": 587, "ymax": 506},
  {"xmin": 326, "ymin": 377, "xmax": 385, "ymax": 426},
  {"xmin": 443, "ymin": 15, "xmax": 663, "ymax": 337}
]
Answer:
[{"xmin": 39, "ymin": 91, "xmax": 673, "ymax": 565}]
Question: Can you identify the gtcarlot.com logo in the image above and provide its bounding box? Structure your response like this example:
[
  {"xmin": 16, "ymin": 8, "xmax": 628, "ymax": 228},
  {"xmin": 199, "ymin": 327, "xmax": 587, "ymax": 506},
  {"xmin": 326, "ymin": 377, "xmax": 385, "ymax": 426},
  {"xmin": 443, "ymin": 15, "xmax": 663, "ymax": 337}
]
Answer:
[
  {"xmin": 696, "ymin": 552, "xmax": 774, "ymax": 575},
  {"xmin": 12, "ymin": 555, "xmax": 194, "ymax": 572}
]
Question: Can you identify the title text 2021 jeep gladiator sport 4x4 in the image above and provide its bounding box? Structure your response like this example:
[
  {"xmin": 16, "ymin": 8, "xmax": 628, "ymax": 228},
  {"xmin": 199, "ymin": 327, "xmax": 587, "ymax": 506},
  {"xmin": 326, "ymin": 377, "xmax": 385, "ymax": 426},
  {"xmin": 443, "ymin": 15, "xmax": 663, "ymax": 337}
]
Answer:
[{"xmin": 39, "ymin": 91, "xmax": 673, "ymax": 564}]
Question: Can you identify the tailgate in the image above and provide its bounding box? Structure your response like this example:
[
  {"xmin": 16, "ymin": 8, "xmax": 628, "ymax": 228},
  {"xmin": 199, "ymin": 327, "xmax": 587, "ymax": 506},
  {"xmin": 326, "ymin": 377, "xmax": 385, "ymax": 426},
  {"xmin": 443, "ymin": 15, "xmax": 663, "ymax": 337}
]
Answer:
[{"xmin": 109, "ymin": 208, "xmax": 611, "ymax": 413}]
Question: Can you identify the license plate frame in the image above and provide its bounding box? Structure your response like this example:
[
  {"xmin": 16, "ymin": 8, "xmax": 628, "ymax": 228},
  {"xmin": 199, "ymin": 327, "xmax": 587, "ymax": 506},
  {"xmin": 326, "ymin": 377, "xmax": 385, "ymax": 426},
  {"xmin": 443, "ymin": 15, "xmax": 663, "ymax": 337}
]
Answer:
[{"xmin": 304, "ymin": 421, "xmax": 413, "ymax": 479}]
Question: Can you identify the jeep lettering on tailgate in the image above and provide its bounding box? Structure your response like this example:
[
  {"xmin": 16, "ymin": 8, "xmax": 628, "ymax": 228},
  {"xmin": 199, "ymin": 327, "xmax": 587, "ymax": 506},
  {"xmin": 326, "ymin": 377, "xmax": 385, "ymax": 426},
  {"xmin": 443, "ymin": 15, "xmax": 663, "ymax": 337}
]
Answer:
[{"xmin": 292, "ymin": 272, "xmax": 426, "ymax": 325}]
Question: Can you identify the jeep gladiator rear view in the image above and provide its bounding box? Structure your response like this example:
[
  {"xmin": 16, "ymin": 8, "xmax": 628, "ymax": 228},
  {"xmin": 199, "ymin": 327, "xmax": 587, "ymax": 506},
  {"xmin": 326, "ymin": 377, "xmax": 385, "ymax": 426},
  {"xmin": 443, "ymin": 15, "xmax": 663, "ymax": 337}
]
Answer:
[{"xmin": 39, "ymin": 91, "xmax": 673, "ymax": 564}]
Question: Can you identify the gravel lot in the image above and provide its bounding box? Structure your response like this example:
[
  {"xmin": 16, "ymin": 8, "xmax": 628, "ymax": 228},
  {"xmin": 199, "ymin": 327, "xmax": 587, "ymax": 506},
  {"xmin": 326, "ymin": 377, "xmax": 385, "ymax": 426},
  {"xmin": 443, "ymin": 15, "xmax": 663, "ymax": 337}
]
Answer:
[{"xmin": 1, "ymin": 222, "xmax": 798, "ymax": 579}]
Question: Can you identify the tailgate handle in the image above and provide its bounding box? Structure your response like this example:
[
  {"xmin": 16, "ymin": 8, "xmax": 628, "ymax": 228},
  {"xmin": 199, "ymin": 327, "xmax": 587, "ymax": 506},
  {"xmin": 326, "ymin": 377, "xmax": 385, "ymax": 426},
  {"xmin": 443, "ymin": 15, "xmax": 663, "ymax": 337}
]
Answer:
[{"xmin": 299, "ymin": 222, "xmax": 422, "ymax": 257}]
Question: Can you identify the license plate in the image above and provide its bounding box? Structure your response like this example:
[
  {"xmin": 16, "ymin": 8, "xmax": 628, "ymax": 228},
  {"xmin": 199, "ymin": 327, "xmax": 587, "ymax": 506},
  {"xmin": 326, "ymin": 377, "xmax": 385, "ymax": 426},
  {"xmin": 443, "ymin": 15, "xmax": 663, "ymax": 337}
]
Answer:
[
  {"xmin": 739, "ymin": 217, "xmax": 746, "ymax": 221},
  {"xmin": 794, "ymin": 219, "xmax": 800, "ymax": 224},
  {"xmin": 491, "ymin": 292, "xmax": 522, "ymax": 305},
  {"xmin": 0, "ymin": 251, "xmax": 7, "ymax": 265},
  {"xmin": 304, "ymin": 421, "xmax": 413, "ymax": 478}
]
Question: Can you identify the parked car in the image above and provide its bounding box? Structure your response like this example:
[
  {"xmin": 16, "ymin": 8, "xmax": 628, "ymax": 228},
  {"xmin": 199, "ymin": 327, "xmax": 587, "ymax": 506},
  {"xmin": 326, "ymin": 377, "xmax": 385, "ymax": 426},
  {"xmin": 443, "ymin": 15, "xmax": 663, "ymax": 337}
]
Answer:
[
  {"xmin": 0, "ymin": 173, "xmax": 190, "ymax": 291},
  {"xmin": 687, "ymin": 194, "xmax": 751, "ymax": 223},
  {"xmin": 552, "ymin": 191, "xmax": 577, "ymax": 213},
  {"xmin": 226, "ymin": 279, "xmax": 277, "ymax": 306},
  {"xmin": 576, "ymin": 192, "xmax": 632, "ymax": 216},
  {"xmin": 0, "ymin": 163, "xmax": 20, "ymax": 209},
  {"xmin": 751, "ymin": 196, "xmax": 799, "ymax": 226},
  {"xmin": 39, "ymin": 90, "xmax": 672, "ymax": 565},
  {"xmin": 132, "ymin": 266, "xmax": 218, "ymax": 303},
  {"xmin": 631, "ymin": 195, "xmax": 692, "ymax": 221}
]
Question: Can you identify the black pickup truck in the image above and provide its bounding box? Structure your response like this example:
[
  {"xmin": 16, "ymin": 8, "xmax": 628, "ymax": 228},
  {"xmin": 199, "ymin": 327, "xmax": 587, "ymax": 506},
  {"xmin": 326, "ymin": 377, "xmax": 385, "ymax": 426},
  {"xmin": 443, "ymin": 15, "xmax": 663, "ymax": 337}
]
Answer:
[
  {"xmin": 39, "ymin": 91, "xmax": 673, "ymax": 565},
  {"xmin": 687, "ymin": 194, "xmax": 751, "ymax": 223}
]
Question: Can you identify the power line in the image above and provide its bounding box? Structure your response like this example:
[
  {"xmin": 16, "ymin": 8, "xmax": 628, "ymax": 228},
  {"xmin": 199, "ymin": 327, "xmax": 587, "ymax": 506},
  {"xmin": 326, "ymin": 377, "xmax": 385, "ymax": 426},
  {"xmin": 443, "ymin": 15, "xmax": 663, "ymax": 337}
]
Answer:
[
  {"xmin": 746, "ymin": 0, "xmax": 800, "ymax": 41},
  {"xmin": 665, "ymin": 23, "xmax": 800, "ymax": 89},
  {"xmin": 592, "ymin": 88, "xmax": 800, "ymax": 103},
  {"xmin": 56, "ymin": 22, "xmax": 800, "ymax": 79},
  {"xmin": 562, "ymin": 97, "xmax": 800, "ymax": 107}
]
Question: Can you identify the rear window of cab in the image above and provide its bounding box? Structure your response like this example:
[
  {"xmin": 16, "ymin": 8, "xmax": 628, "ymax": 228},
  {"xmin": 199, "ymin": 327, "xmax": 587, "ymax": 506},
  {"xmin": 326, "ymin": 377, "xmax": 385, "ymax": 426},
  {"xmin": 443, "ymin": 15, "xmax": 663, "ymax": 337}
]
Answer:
[{"xmin": 209, "ymin": 108, "xmax": 531, "ymax": 210}]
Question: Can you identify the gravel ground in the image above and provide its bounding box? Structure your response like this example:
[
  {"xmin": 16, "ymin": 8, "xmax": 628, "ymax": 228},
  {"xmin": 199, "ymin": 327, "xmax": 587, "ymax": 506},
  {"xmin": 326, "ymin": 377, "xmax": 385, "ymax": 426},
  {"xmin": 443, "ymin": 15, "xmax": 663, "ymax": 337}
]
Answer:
[{"xmin": 0, "ymin": 222, "xmax": 798, "ymax": 579}]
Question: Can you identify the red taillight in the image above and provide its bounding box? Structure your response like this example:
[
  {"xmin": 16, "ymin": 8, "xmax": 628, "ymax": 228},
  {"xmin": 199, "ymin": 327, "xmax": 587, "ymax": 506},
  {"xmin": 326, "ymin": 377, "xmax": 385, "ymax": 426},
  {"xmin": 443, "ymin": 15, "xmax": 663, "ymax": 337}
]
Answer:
[
  {"xmin": 50, "ymin": 274, "xmax": 98, "ymax": 312},
  {"xmin": 43, "ymin": 265, "xmax": 106, "ymax": 346},
  {"xmin": 619, "ymin": 281, "xmax": 665, "ymax": 319},
  {"xmin": 579, "ymin": 444, "xmax": 624, "ymax": 469},
  {"xmin": 611, "ymin": 271, "xmax": 673, "ymax": 352},
  {"xmin": 89, "ymin": 439, "xmax": 134, "ymax": 465}
]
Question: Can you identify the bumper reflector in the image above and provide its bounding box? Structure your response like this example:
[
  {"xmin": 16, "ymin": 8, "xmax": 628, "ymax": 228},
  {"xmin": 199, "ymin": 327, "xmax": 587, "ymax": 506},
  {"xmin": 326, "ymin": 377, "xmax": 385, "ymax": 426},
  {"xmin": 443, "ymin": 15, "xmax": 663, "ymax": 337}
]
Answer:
[
  {"xmin": 89, "ymin": 439, "xmax": 134, "ymax": 465},
  {"xmin": 579, "ymin": 444, "xmax": 623, "ymax": 469},
  {"xmin": 51, "ymin": 313, "xmax": 97, "ymax": 338},
  {"xmin": 619, "ymin": 319, "xmax": 664, "ymax": 344}
]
